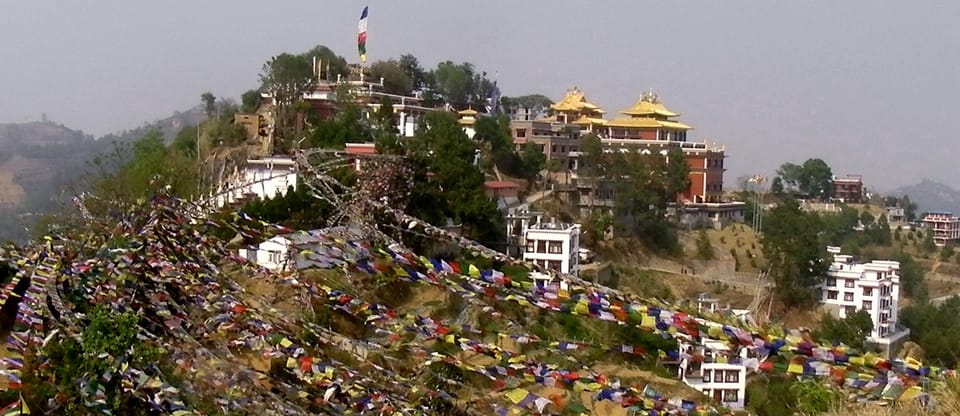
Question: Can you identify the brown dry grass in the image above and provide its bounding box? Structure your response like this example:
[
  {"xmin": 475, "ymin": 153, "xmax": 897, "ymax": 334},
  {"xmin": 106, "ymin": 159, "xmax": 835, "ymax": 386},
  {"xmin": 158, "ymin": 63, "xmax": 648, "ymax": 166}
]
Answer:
[
  {"xmin": 820, "ymin": 378, "xmax": 960, "ymax": 416},
  {"xmin": 0, "ymin": 170, "xmax": 24, "ymax": 206},
  {"xmin": 680, "ymin": 224, "xmax": 766, "ymax": 273}
]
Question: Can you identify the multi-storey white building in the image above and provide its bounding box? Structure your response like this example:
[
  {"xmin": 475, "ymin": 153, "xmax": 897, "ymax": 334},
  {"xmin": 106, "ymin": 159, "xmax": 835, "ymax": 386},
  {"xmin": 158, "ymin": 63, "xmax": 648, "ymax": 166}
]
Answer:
[
  {"xmin": 818, "ymin": 247, "xmax": 904, "ymax": 342},
  {"xmin": 522, "ymin": 222, "xmax": 581, "ymax": 275},
  {"xmin": 921, "ymin": 212, "xmax": 960, "ymax": 247},
  {"xmin": 212, "ymin": 157, "xmax": 298, "ymax": 208},
  {"xmin": 678, "ymin": 339, "xmax": 748, "ymax": 409}
]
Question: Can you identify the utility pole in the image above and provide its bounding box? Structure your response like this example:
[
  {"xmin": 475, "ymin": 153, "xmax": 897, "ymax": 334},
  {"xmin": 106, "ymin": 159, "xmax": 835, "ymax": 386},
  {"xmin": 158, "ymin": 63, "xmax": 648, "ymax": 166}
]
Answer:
[{"xmin": 747, "ymin": 175, "xmax": 767, "ymax": 235}]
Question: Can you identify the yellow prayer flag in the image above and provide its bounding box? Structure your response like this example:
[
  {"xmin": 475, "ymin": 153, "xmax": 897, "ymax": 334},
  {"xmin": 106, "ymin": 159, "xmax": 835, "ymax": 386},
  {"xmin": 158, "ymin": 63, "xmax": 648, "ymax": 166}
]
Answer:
[
  {"xmin": 900, "ymin": 385, "xmax": 924, "ymax": 401},
  {"xmin": 504, "ymin": 388, "xmax": 530, "ymax": 404},
  {"xmin": 787, "ymin": 362, "xmax": 804, "ymax": 374},
  {"xmin": 468, "ymin": 264, "xmax": 481, "ymax": 277}
]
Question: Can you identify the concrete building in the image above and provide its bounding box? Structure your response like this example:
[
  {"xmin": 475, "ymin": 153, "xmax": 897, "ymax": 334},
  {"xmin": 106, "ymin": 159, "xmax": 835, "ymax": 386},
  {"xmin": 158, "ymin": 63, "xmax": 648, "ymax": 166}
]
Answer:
[
  {"xmin": 238, "ymin": 227, "xmax": 369, "ymax": 272},
  {"xmin": 527, "ymin": 88, "xmax": 742, "ymax": 229},
  {"xmin": 831, "ymin": 175, "xmax": 864, "ymax": 203},
  {"xmin": 260, "ymin": 63, "xmax": 438, "ymax": 141},
  {"xmin": 510, "ymin": 119, "xmax": 581, "ymax": 170},
  {"xmin": 678, "ymin": 339, "xmax": 748, "ymax": 410},
  {"xmin": 484, "ymin": 180, "xmax": 520, "ymax": 211},
  {"xmin": 921, "ymin": 212, "xmax": 960, "ymax": 246},
  {"xmin": 212, "ymin": 156, "xmax": 298, "ymax": 208},
  {"xmin": 818, "ymin": 247, "xmax": 907, "ymax": 343},
  {"xmin": 522, "ymin": 221, "xmax": 581, "ymax": 275}
]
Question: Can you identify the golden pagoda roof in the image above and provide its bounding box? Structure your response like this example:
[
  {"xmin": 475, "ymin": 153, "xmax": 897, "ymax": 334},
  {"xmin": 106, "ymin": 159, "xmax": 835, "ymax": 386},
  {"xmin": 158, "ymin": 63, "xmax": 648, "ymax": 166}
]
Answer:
[
  {"xmin": 605, "ymin": 118, "xmax": 693, "ymax": 130},
  {"xmin": 658, "ymin": 120, "xmax": 692, "ymax": 130},
  {"xmin": 605, "ymin": 118, "xmax": 662, "ymax": 128},
  {"xmin": 571, "ymin": 115, "xmax": 608, "ymax": 125},
  {"xmin": 620, "ymin": 91, "xmax": 679, "ymax": 118},
  {"xmin": 457, "ymin": 118, "xmax": 475, "ymax": 125},
  {"xmin": 550, "ymin": 86, "xmax": 606, "ymax": 114},
  {"xmin": 458, "ymin": 108, "xmax": 478, "ymax": 116}
]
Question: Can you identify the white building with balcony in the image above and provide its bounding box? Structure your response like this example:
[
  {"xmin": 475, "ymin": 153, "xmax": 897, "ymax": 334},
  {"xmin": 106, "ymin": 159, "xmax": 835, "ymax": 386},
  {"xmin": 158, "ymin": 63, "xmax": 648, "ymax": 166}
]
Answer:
[
  {"xmin": 921, "ymin": 212, "xmax": 960, "ymax": 246},
  {"xmin": 522, "ymin": 222, "xmax": 581, "ymax": 276},
  {"xmin": 678, "ymin": 339, "xmax": 748, "ymax": 409},
  {"xmin": 212, "ymin": 157, "xmax": 298, "ymax": 208},
  {"xmin": 818, "ymin": 246, "xmax": 907, "ymax": 344}
]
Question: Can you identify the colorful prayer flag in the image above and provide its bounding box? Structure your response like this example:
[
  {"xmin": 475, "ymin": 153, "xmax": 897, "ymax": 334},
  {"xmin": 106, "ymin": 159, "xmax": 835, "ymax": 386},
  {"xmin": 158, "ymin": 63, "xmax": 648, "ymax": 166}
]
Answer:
[{"xmin": 358, "ymin": 6, "xmax": 369, "ymax": 62}]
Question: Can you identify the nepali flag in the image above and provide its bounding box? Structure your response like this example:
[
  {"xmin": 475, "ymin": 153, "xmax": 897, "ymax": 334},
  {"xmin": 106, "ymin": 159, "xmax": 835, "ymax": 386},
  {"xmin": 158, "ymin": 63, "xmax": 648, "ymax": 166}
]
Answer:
[{"xmin": 358, "ymin": 6, "xmax": 368, "ymax": 62}]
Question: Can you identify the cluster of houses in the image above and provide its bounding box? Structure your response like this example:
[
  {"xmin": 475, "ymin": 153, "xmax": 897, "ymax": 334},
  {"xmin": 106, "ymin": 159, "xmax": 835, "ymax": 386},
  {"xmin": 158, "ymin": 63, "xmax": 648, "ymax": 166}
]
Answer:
[{"xmin": 211, "ymin": 63, "xmax": 935, "ymax": 410}]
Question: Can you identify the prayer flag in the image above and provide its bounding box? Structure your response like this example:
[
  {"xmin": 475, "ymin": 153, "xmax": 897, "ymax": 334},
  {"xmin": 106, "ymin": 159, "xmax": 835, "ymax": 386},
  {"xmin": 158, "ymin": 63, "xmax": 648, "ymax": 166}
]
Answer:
[{"xmin": 358, "ymin": 6, "xmax": 368, "ymax": 62}]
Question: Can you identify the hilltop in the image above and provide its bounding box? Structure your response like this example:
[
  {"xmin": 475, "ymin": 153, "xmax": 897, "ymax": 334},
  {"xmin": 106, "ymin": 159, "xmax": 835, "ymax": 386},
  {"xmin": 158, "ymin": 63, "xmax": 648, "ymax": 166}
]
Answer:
[
  {"xmin": 890, "ymin": 180, "xmax": 960, "ymax": 214},
  {"xmin": 0, "ymin": 107, "xmax": 206, "ymax": 242}
]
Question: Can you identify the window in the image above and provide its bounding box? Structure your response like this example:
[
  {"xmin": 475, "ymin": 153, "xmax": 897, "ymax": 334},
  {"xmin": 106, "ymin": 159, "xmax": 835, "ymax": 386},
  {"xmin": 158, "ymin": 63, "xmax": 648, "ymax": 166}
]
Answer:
[
  {"xmin": 547, "ymin": 260, "xmax": 562, "ymax": 272},
  {"xmin": 714, "ymin": 371, "xmax": 723, "ymax": 383},
  {"xmin": 724, "ymin": 389, "xmax": 739, "ymax": 403},
  {"xmin": 702, "ymin": 369, "xmax": 712, "ymax": 380},
  {"xmin": 548, "ymin": 241, "xmax": 563, "ymax": 254},
  {"xmin": 268, "ymin": 250, "xmax": 282, "ymax": 264},
  {"xmin": 537, "ymin": 240, "xmax": 547, "ymax": 253},
  {"xmin": 724, "ymin": 370, "xmax": 739, "ymax": 383},
  {"xmin": 845, "ymin": 279, "xmax": 855, "ymax": 288},
  {"xmin": 525, "ymin": 240, "xmax": 535, "ymax": 253},
  {"xmin": 844, "ymin": 292, "xmax": 854, "ymax": 302},
  {"xmin": 862, "ymin": 300, "xmax": 873, "ymax": 310},
  {"xmin": 827, "ymin": 291, "xmax": 838, "ymax": 300},
  {"xmin": 845, "ymin": 306, "xmax": 856, "ymax": 316},
  {"xmin": 516, "ymin": 129, "xmax": 526, "ymax": 138},
  {"xmin": 863, "ymin": 287, "xmax": 873, "ymax": 296},
  {"xmin": 826, "ymin": 278, "xmax": 836, "ymax": 287}
]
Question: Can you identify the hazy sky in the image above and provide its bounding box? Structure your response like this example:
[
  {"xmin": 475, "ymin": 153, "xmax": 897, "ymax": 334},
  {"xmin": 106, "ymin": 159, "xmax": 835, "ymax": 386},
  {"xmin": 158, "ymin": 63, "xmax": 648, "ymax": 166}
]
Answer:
[{"xmin": 3, "ymin": 1, "xmax": 959, "ymax": 191}]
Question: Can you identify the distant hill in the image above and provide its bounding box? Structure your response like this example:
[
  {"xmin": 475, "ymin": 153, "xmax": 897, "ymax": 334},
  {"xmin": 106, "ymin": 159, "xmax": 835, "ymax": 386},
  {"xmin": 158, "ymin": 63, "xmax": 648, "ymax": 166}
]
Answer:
[
  {"xmin": 890, "ymin": 179, "xmax": 960, "ymax": 214},
  {"xmin": 0, "ymin": 106, "xmax": 208, "ymax": 243}
]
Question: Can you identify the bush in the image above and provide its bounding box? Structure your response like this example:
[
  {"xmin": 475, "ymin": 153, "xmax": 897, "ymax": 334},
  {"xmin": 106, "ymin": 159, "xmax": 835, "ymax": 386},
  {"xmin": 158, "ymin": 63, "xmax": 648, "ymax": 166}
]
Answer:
[{"xmin": 696, "ymin": 229, "xmax": 715, "ymax": 260}]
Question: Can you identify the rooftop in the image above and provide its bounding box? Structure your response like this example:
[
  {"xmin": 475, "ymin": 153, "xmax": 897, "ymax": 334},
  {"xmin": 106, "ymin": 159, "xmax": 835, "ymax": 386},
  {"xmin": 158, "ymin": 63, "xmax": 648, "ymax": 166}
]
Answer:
[
  {"xmin": 528, "ymin": 222, "xmax": 579, "ymax": 231},
  {"xmin": 619, "ymin": 91, "xmax": 680, "ymax": 118},
  {"xmin": 246, "ymin": 156, "xmax": 296, "ymax": 166},
  {"xmin": 550, "ymin": 86, "xmax": 606, "ymax": 115},
  {"xmin": 484, "ymin": 180, "xmax": 520, "ymax": 189}
]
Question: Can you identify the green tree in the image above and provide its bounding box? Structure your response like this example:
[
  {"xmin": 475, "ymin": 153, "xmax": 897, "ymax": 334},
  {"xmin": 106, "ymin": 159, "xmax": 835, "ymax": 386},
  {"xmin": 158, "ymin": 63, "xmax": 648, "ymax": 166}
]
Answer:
[
  {"xmin": 819, "ymin": 204, "xmax": 859, "ymax": 245},
  {"xmin": 302, "ymin": 45, "xmax": 350, "ymax": 80},
  {"xmin": 921, "ymin": 229, "xmax": 937, "ymax": 254},
  {"xmin": 901, "ymin": 296, "xmax": 960, "ymax": 367},
  {"xmin": 770, "ymin": 176, "xmax": 785, "ymax": 194},
  {"xmin": 815, "ymin": 310, "xmax": 873, "ymax": 349},
  {"xmin": 430, "ymin": 61, "xmax": 497, "ymax": 110},
  {"xmin": 870, "ymin": 213, "xmax": 892, "ymax": 246},
  {"xmin": 373, "ymin": 97, "xmax": 403, "ymax": 155},
  {"xmin": 397, "ymin": 53, "xmax": 430, "ymax": 91},
  {"xmin": 895, "ymin": 252, "xmax": 927, "ymax": 299},
  {"xmin": 789, "ymin": 380, "xmax": 842, "ymax": 415},
  {"xmin": 664, "ymin": 148, "xmax": 691, "ymax": 204},
  {"xmin": 200, "ymin": 92, "xmax": 217, "ymax": 119},
  {"xmin": 696, "ymin": 229, "xmax": 715, "ymax": 260},
  {"xmin": 259, "ymin": 52, "xmax": 315, "ymax": 149},
  {"xmin": 405, "ymin": 112, "xmax": 503, "ymax": 248},
  {"xmin": 84, "ymin": 130, "xmax": 199, "ymax": 208},
  {"xmin": 519, "ymin": 142, "xmax": 547, "ymax": 182},
  {"xmin": 901, "ymin": 195, "xmax": 918, "ymax": 221},
  {"xmin": 31, "ymin": 305, "xmax": 163, "ymax": 414},
  {"xmin": 240, "ymin": 89, "xmax": 261, "ymax": 113},
  {"xmin": 500, "ymin": 94, "xmax": 553, "ymax": 119},
  {"xmin": 368, "ymin": 60, "xmax": 414, "ymax": 96},
  {"xmin": 776, "ymin": 158, "xmax": 833, "ymax": 199},
  {"xmin": 761, "ymin": 198, "xmax": 829, "ymax": 307},
  {"xmin": 859, "ymin": 210, "xmax": 875, "ymax": 226}
]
